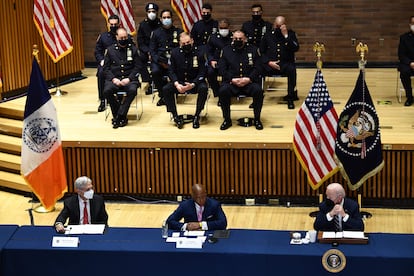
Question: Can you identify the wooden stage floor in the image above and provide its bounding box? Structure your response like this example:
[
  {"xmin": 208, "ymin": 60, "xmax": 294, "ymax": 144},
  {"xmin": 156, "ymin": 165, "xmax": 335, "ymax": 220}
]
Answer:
[{"xmin": 3, "ymin": 67, "xmax": 414, "ymax": 147}]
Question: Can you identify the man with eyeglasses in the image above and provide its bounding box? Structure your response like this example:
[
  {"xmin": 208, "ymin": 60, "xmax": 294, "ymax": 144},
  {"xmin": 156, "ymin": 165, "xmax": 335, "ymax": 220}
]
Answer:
[
  {"xmin": 150, "ymin": 9, "xmax": 183, "ymax": 106},
  {"xmin": 241, "ymin": 4, "xmax": 272, "ymax": 47},
  {"xmin": 190, "ymin": 3, "xmax": 218, "ymax": 46},
  {"xmin": 54, "ymin": 176, "xmax": 108, "ymax": 233}
]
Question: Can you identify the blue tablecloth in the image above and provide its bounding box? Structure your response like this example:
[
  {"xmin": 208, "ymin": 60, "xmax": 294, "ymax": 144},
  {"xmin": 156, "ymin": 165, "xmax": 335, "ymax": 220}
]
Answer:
[{"xmin": 1, "ymin": 226, "xmax": 414, "ymax": 276}]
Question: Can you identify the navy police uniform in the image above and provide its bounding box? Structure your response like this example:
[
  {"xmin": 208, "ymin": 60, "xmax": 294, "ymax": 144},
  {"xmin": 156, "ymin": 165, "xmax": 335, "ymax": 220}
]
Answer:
[
  {"xmin": 260, "ymin": 28, "xmax": 299, "ymax": 102},
  {"xmin": 95, "ymin": 31, "xmax": 118, "ymax": 102},
  {"xmin": 191, "ymin": 18, "xmax": 218, "ymax": 46},
  {"xmin": 241, "ymin": 19, "xmax": 272, "ymax": 47},
  {"xmin": 149, "ymin": 26, "xmax": 183, "ymax": 100},
  {"xmin": 398, "ymin": 30, "xmax": 414, "ymax": 105},
  {"xmin": 137, "ymin": 17, "xmax": 161, "ymax": 82},
  {"xmin": 218, "ymin": 43, "xmax": 264, "ymax": 125},
  {"xmin": 206, "ymin": 32, "xmax": 232, "ymax": 96},
  {"xmin": 103, "ymin": 42, "xmax": 142, "ymax": 128},
  {"xmin": 163, "ymin": 45, "xmax": 208, "ymax": 128}
]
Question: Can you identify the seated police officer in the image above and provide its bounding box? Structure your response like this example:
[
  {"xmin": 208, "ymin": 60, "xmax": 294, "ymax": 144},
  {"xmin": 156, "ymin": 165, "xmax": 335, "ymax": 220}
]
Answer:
[
  {"xmin": 103, "ymin": 27, "xmax": 142, "ymax": 128},
  {"xmin": 163, "ymin": 32, "xmax": 208, "ymax": 129},
  {"xmin": 217, "ymin": 30, "xmax": 264, "ymax": 130}
]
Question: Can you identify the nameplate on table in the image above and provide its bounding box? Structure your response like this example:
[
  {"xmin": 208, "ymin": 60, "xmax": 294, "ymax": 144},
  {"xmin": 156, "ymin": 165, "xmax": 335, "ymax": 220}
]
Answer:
[
  {"xmin": 65, "ymin": 224, "xmax": 105, "ymax": 235},
  {"xmin": 176, "ymin": 238, "xmax": 203, "ymax": 249},
  {"xmin": 52, "ymin": 236, "xmax": 79, "ymax": 248},
  {"xmin": 183, "ymin": 230, "xmax": 205, "ymax": 236}
]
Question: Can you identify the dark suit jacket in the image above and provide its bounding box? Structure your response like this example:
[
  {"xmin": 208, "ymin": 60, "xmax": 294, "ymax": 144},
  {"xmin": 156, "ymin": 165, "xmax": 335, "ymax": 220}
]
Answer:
[
  {"xmin": 54, "ymin": 194, "xmax": 108, "ymax": 226},
  {"xmin": 166, "ymin": 197, "xmax": 227, "ymax": 231},
  {"xmin": 314, "ymin": 198, "xmax": 364, "ymax": 231}
]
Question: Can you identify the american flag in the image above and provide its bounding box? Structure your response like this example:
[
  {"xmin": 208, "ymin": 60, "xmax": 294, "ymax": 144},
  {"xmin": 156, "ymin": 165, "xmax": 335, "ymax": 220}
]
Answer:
[
  {"xmin": 171, "ymin": 0, "xmax": 203, "ymax": 32},
  {"xmin": 100, "ymin": 0, "xmax": 118, "ymax": 21},
  {"xmin": 33, "ymin": 0, "xmax": 73, "ymax": 63},
  {"xmin": 293, "ymin": 70, "xmax": 339, "ymax": 190},
  {"xmin": 100, "ymin": 0, "xmax": 136, "ymax": 35}
]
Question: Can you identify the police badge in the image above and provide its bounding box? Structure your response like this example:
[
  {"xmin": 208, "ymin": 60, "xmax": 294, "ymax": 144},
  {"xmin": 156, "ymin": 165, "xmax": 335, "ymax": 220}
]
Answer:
[
  {"xmin": 193, "ymin": 56, "xmax": 198, "ymax": 68},
  {"xmin": 127, "ymin": 48, "xmax": 132, "ymax": 61},
  {"xmin": 248, "ymin": 53, "xmax": 253, "ymax": 66},
  {"xmin": 173, "ymin": 31, "xmax": 178, "ymax": 44}
]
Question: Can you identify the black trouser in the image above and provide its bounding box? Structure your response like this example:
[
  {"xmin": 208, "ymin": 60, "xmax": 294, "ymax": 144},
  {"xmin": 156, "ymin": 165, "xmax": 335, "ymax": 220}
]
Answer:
[
  {"xmin": 264, "ymin": 62, "xmax": 297, "ymax": 98},
  {"xmin": 399, "ymin": 64, "xmax": 414, "ymax": 99},
  {"xmin": 103, "ymin": 81, "xmax": 139, "ymax": 119},
  {"xmin": 218, "ymin": 83, "xmax": 264, "ymax": 120},
  {"xmin": 139, "ymin": 53, "xmax": 151, "ymax": 83},
  {"xmin": 163, "ymin": 81, "xmax": 209, "ymax": 117},
  {"xmin": 97, "ymin": 66, "xmax": 105, "ymax": 101},
  {"xmin": 150, "ymin": 62, "xmax": 169, "ymax": 98},
  {"xmin": 207, "ymin": 65, "xmax": 220, "ymax": 97}
]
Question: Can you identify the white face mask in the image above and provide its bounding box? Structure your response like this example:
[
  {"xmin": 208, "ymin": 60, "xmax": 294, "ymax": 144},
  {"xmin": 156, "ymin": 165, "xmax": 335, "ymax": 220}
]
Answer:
[
  {"xmin": 148, "ymin": 12, "xmax": 157, "ymax": 21},
  {"xmin": 162, "ymin": 18, "xmax": 172, "ymax": 26},
  {"xmin": 411, "ymin": 24, "xmax": 414, "ymax": 32},
  {"xmin": 83, "ymin": 189, "xmax": 94, "ymax": 199},
  {"xmin": 219, "ymin": 29, "xmax": 229, "ymax": 37}
]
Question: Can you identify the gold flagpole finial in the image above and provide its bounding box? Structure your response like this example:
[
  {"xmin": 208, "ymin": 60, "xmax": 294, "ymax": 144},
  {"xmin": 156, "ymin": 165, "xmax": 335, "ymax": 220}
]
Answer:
[
  {"xmin": 32, "ymin": 44, "xmax": 40, "ymax": 63},
  {"xmin": 313, "ymin": 42, "xmax": 325, "ymax": 70},
  {"xmin": 356, "ymin": 42, "xmax": 368, "ymax": 69}
]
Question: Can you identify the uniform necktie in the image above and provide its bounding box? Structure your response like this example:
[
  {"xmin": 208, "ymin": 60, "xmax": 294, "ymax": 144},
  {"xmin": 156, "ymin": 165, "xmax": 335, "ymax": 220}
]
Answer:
[
  {"xmin": 197, "ymin": 207, "xmax": 203, "ymax": 222},
  {"xmin": 333, "ymin": 215, "xmax": 341, "ymax": 232},
  {"xmin": 83, "ymin": 201, "xmax": 89, "ymax": 224}
]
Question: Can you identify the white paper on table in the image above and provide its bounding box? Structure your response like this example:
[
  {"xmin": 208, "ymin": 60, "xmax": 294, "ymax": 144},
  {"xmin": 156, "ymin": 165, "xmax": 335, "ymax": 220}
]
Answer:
[
  {"xmin": 343, "ymin": 231, "xmax": 366, "ymax": 239},
  {"xmin": 183, "ymin": 230, "xmax": 205, "ymax": 236},
  {"xmin": 65, "ymin": 224, "xmax": 105, "ymax": 235},
  {"xmin": 322, "ymin": 231, "xmax": 343, "ymax": 238},
  {"xmin": 52, "ymin": 236, "xmax": 79, "ymax": 247}
]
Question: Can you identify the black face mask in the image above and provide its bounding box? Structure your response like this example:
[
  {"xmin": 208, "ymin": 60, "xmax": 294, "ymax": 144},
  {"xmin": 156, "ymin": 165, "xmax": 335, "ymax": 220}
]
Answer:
[
  {"xmin": 182, "ymin": 44, "xmax": 192, "ymax": 53},
  {"xmin": 233, "ymin": 40, "xmax": 244, "ymax": 49},
  {"xmin": 110, "ymin": 26, "xmax": 118, "ymax": 34},
  {"xmin": 325, "ymin": 198, "xmax": 335, "ymax": 210},
  {"xmin": 252, "ymin": 14, "xmax": 262, "ymax": 21},
  {"xmin": 202, "ymin": 14, "xmax": 211, "ymax": 21},
  {"xmin": 118, "ymin": 39, "xmax": 129, "ymax": 47}
]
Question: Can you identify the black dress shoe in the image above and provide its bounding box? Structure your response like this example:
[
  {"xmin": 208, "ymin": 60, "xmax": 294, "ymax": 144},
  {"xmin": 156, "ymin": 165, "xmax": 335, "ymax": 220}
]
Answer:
[
  {"xmin": 287, "ymin": 100, "xmax": 295, "ymax": 109},
  {"xmin": 192, "ymin": 116, "xmax": 200, "ymax": 129},
  {"xmin": 249, "ymin": 102, "xmax": 254, "ymax": 109},
  {"xmin": 283, "ymin": 93, "xmax": 299, "ymax": 102},
  {"xmin": 217, "ymin": 101, "xmax": 221, "ymax": 106},
  {"xmin": 118, "ymin": 118, "xmax": 128, "ymax": 127},
  {"xmin": 112, "ymin": 120, "xmax": 119, "ymax": 129},
  {"xmin": 220, "ymin": 119, "xmax": 232, "ymax": 130},
  {"xmin": 145, "ymin": 85, "xmax": 153, "ymax": 95},
  {"xmin": 173, "ymin": 116, "xmax": 184, "ymax": 129},
  {"xmin": 98, "ymin": 100, "xmax": 106, "ymax": 112},
  {"xmin": 404, "ymin": 98, "xmax": 413, "ymax": 106},
  {"xmin": 254, "ymin": 119, "xmax": 263, "ymax": 130},
  {"xmin": 156, "ymin": 98, "xmax": 166, "ymax": 106}
]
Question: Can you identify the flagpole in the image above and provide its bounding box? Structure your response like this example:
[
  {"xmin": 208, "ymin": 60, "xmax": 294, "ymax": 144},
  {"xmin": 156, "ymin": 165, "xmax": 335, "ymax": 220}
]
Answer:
[
  {"xmin": 355, "ymin": 42, "xmax": 372, "ymax": 220},
  {"xmin": 51, "ymin": 61, "xmax": 68, "ymax": 96}
]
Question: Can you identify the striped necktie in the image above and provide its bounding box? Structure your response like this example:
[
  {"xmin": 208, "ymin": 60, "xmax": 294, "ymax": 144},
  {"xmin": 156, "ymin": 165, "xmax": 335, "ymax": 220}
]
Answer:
[{"xmin": 333, "ymin": 215, "xmax": 341, "ymax": 232}]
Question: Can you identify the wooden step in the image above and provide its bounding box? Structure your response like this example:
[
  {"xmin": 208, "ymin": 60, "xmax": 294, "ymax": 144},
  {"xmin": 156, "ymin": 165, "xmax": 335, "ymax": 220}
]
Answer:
[
  {"xmin": 0, "ymin": 134, "xmax": 21, "ymax": 154},
  {"xmin": 0, "ymin": 105, "xmax": 24, "ymax": 120},
  {"xmin": 0, "ymin": 117, "xmax": 22, "ymax": 137},
  {"xmin": 0, "ymin": 171, "xmax": 30, "ymax": 192},
  {"xmin": 0, "ymin": 152, "xmax": 21, "ymax": 172}
]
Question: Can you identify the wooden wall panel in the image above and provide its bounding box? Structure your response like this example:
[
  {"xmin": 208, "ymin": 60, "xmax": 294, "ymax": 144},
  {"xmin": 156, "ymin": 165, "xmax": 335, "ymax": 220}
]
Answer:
[{"xmin": 63, "ymin": 146, "xmax": 414, "ymax": 203}]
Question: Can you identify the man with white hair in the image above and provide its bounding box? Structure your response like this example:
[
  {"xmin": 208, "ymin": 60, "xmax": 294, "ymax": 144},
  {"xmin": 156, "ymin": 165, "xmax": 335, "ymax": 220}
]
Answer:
[
  {"xmin": 314, "ymin": 183, "xmax": 364, "ymax": 232},
  {"xmin": 54, "ymin": 176, "xmax": 108, "ymax": 233}
]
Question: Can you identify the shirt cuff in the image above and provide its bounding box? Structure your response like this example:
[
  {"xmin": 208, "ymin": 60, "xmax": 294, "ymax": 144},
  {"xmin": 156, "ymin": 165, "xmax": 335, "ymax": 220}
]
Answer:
[
  {"xmin": 343, "ymin": 214, "xmax": 349, "ymax": 222},
  {"xmin": 200, "ymin": 221, "xmax": 208, "ymax": 230},
  {"xmin": 181, "ymin": 223, "xmax": 187, "ymax": 231},
  {"xmin": 326, "ymin": 213, "xmax": 334, "ymax": 221}
]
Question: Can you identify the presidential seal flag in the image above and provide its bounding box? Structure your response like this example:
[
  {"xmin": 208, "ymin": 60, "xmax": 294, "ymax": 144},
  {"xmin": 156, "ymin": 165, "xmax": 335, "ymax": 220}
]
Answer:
[
  {"xmin": 334, "ymin": 70, "xmax": 384, "ymax": 190},
  {"xmin": 21, "ymin": 58, "xmax": 67, "ymax": 211},
  {"xmin": 293, "ymin": 69, "xmax": 339, "ymax": 190}
]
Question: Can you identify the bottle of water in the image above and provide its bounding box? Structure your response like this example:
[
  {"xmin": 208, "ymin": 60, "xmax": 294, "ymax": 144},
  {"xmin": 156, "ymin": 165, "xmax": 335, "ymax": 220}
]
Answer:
[{"xmin": 162, "ymin": 220, "xmax": 168, "ymax": 238}]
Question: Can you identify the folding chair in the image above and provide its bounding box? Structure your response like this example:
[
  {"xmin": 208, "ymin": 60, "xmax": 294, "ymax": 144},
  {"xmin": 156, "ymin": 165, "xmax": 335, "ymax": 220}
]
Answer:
[{"xmin": 104, "ymin": 89, "xmax": 143, "ymax": 121}]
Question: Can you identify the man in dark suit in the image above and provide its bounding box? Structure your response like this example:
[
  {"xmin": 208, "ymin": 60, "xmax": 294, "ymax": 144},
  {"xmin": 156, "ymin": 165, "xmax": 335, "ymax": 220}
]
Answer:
[
  {"xmin": 54, "ymin": 176, "xmax": 108, "ymax": 233},
  {"xmin": 398, "ymin": 15, "xmax": 414, "ymax": 106},
  {"xmin": 166, "ymin": 184, "xmax": 227, "ymax": 231},
  {"xmin": 314, "ymin": 183, "xmax": 364, "ymax": 232}
]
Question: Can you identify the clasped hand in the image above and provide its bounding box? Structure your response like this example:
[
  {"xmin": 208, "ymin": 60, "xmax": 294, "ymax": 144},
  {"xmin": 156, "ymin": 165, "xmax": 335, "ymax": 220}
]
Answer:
[
  {"xmin": 112, "ymin": 78, "xmax": 130, "ymax": 86},
  {"xmin": 231, "ymin": 77, "xmax": 251, "ymax": 87},
  {"xmin": 330, "ymin": 204, "xmax": 346, "ymax": 217},
  {"xmin": 175, "ymin": 82, "xmax": 193, "ymax": 93},
  {"xmin": 186, "ymin": 222, "xmax": 202, "ymax": 231}
]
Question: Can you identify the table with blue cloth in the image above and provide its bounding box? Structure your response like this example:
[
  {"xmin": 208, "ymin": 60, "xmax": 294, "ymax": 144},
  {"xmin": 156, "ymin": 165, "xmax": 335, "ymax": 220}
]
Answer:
[
  {"xmin": 1, "ymin": 226, "xmax": 413, "ymax": 276},
  {"xmin": 0, "ymin": 225, "xmax": 18, "ymax": 253}
]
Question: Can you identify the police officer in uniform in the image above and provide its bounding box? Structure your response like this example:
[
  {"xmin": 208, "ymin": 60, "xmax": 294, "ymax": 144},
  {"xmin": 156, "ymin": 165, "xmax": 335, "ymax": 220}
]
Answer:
[
  {"xmin": 241, "ymin": 4, "xmax": 272, "ymax": 47},
  {"xmin": 103, "ymin": 28, "xmax": 142, "ymax": 128},
  {"xmin": 190, "ymin": 3, "xmax": 218, "ymax": 47},
  {"xmin": 137, "ymin": 3, "xmax": 161, "ymax": 95},
  {"xmin": 260, "ymin": 16, "xmax": 299, "ymax": 109},
  {"xmin": 163, "ymin": 33, "xmax": 208, "ymax": 129},
  {"xmin": 149, "ymin": 9, "xmax": 183, "ymax": 106},
  {"xmin": 206, "ymin": 18, "xmax": 232, "ymax": 98},
  {"xmin": 95, "ymin": 15, "xmax": 120, "ymax": 112},
  {"xmin": 217, "ymin": 30, "xmax": 264, "ymax": 130}
]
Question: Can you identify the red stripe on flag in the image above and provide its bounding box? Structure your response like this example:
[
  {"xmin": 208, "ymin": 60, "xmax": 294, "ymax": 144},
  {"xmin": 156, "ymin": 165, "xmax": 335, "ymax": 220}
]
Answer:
[
  {"xmin": 118, "ymin": 0, "xmax": 136, "ymax": 35},
  {"xmin": 33, "ymin": 0, "xmax": 73, "ymax": 63},
  {"xmin": 171, "ymin": 0, "xmax": 203, "ymax": 32},
  {"xmin": 101, "ymin": 0, "xmax": 118, "ymax": 21}
]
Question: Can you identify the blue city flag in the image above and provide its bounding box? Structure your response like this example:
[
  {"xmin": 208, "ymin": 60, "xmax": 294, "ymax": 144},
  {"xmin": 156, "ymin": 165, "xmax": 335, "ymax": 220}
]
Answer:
[{"xmin": 334, "ymin": 70, "xmax": 384, "ymax": 190}]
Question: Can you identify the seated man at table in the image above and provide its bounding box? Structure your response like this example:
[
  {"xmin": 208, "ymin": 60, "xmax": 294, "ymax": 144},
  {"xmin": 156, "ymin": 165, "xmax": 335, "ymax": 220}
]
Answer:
[
  {"xmin": 314, "ymin": 183, "xmax": 364, "ymax": 232},
  {"xmin": 54, "ymin": 176, "xmax": 108, "ymax": 233},
  {"xmin": 166, "ymin": 184, "xmax": 227, "ymax": 231}
]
